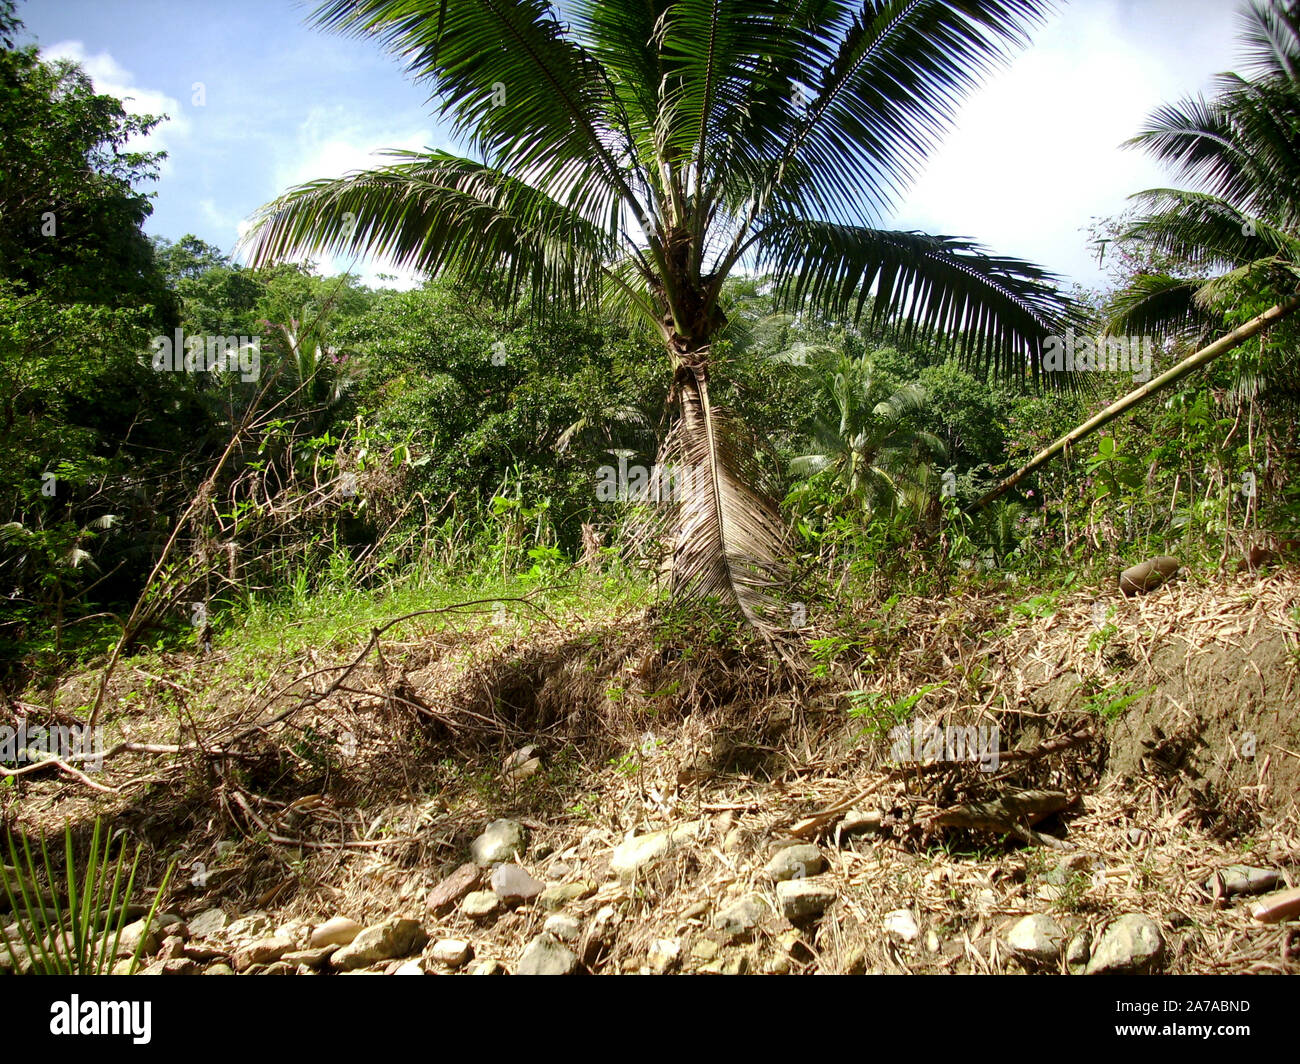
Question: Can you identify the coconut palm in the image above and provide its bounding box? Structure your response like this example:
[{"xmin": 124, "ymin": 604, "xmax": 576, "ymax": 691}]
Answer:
[
  {"xmin": 241, "ymin": 0, "xmax": 1075, "ymax": 632},
  {"xmin": 788, "ymin": 355, "xmax": 944, "ymax": 522},
  {"xmin": 1108, "ymin": 0, "xmax": 1300, "ymax": 372}
]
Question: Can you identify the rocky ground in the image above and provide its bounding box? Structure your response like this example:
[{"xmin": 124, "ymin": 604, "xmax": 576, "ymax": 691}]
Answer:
[{"xmin": 4, "ymin": 569, "xmax": 1299, "ymax": 974}]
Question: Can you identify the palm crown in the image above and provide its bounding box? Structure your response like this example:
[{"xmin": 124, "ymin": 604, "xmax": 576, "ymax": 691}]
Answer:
[
  {"xmin": 242, "ymin": 0, "xmax": 1076, "ymax": 630},
  {"xmin": 1109, "ymin": 0, "xmax": 1300, "ymax": 357}
]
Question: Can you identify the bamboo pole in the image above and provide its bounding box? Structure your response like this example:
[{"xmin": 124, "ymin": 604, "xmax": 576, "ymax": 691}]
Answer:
[{"xmin": 968, "ymin": 292, "xmax": 1300, "ymax": 514}]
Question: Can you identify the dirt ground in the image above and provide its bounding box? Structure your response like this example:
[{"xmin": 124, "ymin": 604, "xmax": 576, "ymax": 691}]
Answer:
[{"xmin": 5, "ymin": 566, "xmax": 1299, "ymax": 974}]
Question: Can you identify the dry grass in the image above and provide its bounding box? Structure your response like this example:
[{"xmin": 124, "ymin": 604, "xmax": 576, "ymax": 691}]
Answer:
[{"xmin": 4, "ymin": 568, "xmax": 1298, "ymax": 974}]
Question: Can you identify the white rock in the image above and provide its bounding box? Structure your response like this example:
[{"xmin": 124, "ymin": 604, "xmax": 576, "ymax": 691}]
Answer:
[
  {"xmin": 648, "ymin": 938, "xmax": 681, "ymax": 975},
  {"xmin": 776, "ymin": 879, "xmax": 836, "ymax": 921},
  {"xmin": 1086, "ymin": 914, "xmax": 1164, "ymax": 974},
  {"xmin": 471, "ymin": 819, "xmax": 527, "ymax": 866},
  {"xmin": 1006, "ymin": 914, "xmax": 1066, "ymax": 964},
  {"xmin": 543, "ymin": 914, "xmax": 582, "ymax": 943},
  {"xmin": 431, "ymin": 938, "xmax": 473, "ymax": 967},
  {"xmin": 310, "ymin": 916, "xmax": 362, "ymax": 948},
  {"xmin": 516, "ymin": 933, "xmax": 578, "ymax": 975},
  {"xmin": 883, "ymin": 909, "xmax": 919, "ymax": 942},
  {"xmin": 610, "ymin": 822, "xmax": 701, "ymax": 880}
]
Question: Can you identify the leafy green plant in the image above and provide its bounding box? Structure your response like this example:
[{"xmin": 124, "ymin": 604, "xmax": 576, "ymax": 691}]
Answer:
[
  {"xmin": 849, "ymin": 682, "xmax": 945, "ymax": 740},
  {"xmin": 808, "ymin": 634, "xmax": 865, "ymax": 679},
  {"xmin": 1, "ymin": 818, "xmax": 175, "ymax": 975},
  {"xmin": 1086, "ymin": 620, "xmax": 1119, "ymax": 654},
  {"xmin": 1083, "ymin": 683, "xmax": 1155, "ymax": 721}
]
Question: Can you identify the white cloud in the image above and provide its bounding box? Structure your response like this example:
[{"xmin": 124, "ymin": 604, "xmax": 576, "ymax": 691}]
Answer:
[
  {"xmin": 242, "ymin": 105, "xmax": 439, "ymax": 287},
  {"xmin": 39, "ymin": 40, "xmax": 190, "ymax": 172},
  {"xmin": 887, "ymin": 0, "xmax": 1241, "ymax": 288}
]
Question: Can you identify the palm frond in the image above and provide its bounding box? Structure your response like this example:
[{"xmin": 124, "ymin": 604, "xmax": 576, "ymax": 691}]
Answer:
[
  {"xmin": 240, "ymin": 151, "xmax": 614, "ymax": 310},
  {"xmin": 764, "ymin": 0, "xmax": 1054, "ymax": 225},
  {"xmin": 1123, "ymin": 187, "xmax": 1297, "ymax": 271},
  {"xmin": 1237, "ymin": 0, "xmax": 1300, "ymax": 82},
  {"xmin": 648, "ymin": 374, "xmax": 792, "ymax": 637},
  {"xmin": 1103, "ymin": 272, "xmax": 1212, "ymax": 346},
  {"xmin": 309, "ymin": 0, "xmax": 642, "ymax": 226},
  {"xmin": 758, "ymin": 220, "xmax": 1079, "ymax": 384}
]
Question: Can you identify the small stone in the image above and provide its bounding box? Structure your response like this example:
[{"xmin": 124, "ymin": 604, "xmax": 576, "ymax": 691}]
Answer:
[
  {"xmin": 1208, "ymin": 865, "xmax": 1283, "ymax": 898},
  {"xmin": 714, "ymin": 893, "xmax": 771, "ymax": 939},
  {"xmin": 1086, "ymin": 914, "xmax": 1164, "ymax": 974},
  {"xmin": 648, "ymin": 938, "xmax": 681, "ymax": 975},
  {"xmin": 179, "ymin": 942, "xmax": 228, "ymax": 962},
  {"xmin": 765, "ymin": 844, "xmax": 826, "ymax": 883},
  {"xmin": 188, "ymin": 908, "xmax": 230, "ymax": 939},
  {"xmin": 393, "ymin": 959, "xmax": 425, "ymax": 975},
  {"xmin": 777, "ymin": 879, "xmax": 837, "ymax": 922},
  {"xmin": 543, "ymin": 914, "xmax": 582, "ymax": 943},
  {"xmin": 610, "ymin": 821, "xmax": 701, "ymax": 880},
  {"xmin": 115, "ymin": 917, "xmax": 161, "ymax": 959},
  {"xmin": 883, "ymin": 909, "xmax": 920, "ymax": 942},
  {"xmin": 282, "ymin": 945, "xmax": 336, "ymax": 968},
  {"xmin": 331, "ymin": 917, "xmax": 428, "ymax": 972},
  {"xmin": 431, "ymin": 939, "xmax": 473, "ymax": 968},
  {"xmin": 471, "ymin": 819, "xmax": 527, "ymax": 866},
  {"xmin": 203, "ymin": 962, "xmax": 234, "ymax": 975},
  {"xmin": 516, "ymin": 933, "xmax": 578, "ymax": 975},
  {"xmin": 232, "ymin": 935, "xmax": 295, "ymax": 972},
  {"xmin": 276, "ymin": 919, "xmax": 311, "ymax": 946},
  {"xmin": 225, "ymin": 911, "xmax": 271, "ymax": 939},
  {"xmin": 490, "ymin": 864, "xmax": 544, "ymax": 904},
  {"xmin": 537, "ymin": 881, "xmax": 595, "ymax": 911},
  {"xmin": 838, "ymin": 808, "xmax": 883, "ymax": 834},
  {"xmin": 310, "ymin": 916, "xmax": 362, "ymax": 949},
  {"xmin": 690, "ymin": 938, "xmax": 720, "ymax": 962},
  {"xmin": 589, "ymin": 905, "xmax": 622, "ymax": 943},
  {"xmin": 1006, "ymin": 914, "xmax": 1066, "ymax": 965},
  {"xmin": 469, "ymin": 957, "xmax": 503, "ymax": 975},
  {"xmin": 159, "ymin": 935, "xmax": 187, "ymax": 960},
  {"xmin": 461, "ymin": 891, "xmax": 501, "ymax": 919},
  {"xmin": 925, "ymin": 930, "xmax": 942, "ymax": 953},
  {"xmin": 426, "ymin": 862, "xmax": 480, "ymax": 914},
  {"xmin": 1066, "ymin": 931, "xmax": 1091, "ymax": 968}
]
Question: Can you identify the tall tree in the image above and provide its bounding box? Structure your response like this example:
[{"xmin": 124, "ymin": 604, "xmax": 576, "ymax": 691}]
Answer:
[
  {"xmin": 243, "ymin": 0, "xmax": 1075, "ymax": 631},
  {"xmin": 0, "ymin": 13, "xmax": 172, "ymax": 318},
  {"xmin": 1108, "ymin": 0, "xmax": 1300, "ymax": 362}
]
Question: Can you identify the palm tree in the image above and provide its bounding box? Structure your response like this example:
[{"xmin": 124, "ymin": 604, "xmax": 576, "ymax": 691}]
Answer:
[
  {"xmin": 242, "ymin": 0, "xmax": 1074, "ymax": 632},
  {"xmin": 788, "ymin": 355, "xmax": 944, "ymax": 523},
  {"xmin": 1108, "ymin": 0, "xmax": 1300, "ymax": 371},
  {"xmin": 974, "ymin": 0, "xmax": 1300, "ymax": 513}
]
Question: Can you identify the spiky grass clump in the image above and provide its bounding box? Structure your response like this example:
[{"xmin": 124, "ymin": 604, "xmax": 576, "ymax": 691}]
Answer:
[{"xmin": 2, "ymin": 818, "xmax": 174, "ymax": 975}]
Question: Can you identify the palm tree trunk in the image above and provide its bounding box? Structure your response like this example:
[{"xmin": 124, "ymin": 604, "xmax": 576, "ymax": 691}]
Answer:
[{"xmin": 969, "ymin": 292, "xmax": 1300, "ymax": 513}]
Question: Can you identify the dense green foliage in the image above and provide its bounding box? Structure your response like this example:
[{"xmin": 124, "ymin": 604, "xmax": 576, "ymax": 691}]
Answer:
[{"xmin": 1, "ymin": 0, "xmax": 1298, "ymax": 696}]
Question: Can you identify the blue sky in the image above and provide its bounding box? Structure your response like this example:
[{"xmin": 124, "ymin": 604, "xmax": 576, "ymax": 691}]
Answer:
[{"xmin": 19, "ymin": 0, "xmax": 1243, "ymax": 290}]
